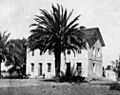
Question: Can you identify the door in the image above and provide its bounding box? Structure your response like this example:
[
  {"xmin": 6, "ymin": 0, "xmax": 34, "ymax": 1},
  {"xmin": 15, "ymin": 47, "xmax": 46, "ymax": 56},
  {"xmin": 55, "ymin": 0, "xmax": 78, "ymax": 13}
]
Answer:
[
  {"xmin": 66, "ymin": 62, "xmax": 71, "ymax": 77},
  {"xmin": 76, "ymin": 62, "xmax": 82, "ymax": 76},
  {"xmin": 38, "ymin": 63, "xmax": 42, "ymax": 76}
]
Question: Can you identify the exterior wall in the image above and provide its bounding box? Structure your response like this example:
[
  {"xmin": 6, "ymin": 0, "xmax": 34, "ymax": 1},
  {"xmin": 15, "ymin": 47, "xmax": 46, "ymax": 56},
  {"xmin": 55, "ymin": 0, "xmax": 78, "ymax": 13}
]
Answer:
[
  {"xmin": 26, "ymin": 39, "xmax": 103, "ymax": 79},
  {"xmin": 26, "ymin": 49, "xmax": 55, "ymax": 78},
  {"xmin": 88, "ymin": 39, "xmax": 103, "ymax": 78},
  {"xmin": 64, "ymin": 50, "xmax": 88, "ymax": 77},
  {"xmin": 26, "ymin": 48, "xmax": 89, "ymax": 78}
]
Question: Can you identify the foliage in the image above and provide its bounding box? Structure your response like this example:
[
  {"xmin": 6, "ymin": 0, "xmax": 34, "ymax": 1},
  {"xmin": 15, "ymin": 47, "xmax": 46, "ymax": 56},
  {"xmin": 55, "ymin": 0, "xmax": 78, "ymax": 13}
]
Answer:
[
  {"xmin": 110, "ymin": 82, "xmax": 120, "ymax": 91},
  {"xmin": 0, "ymin": 31, "xmax": 27, "ymax": 79},
  {"xmin": 60, "ymin": 66, "xmax": 85, "ymax": 82},
  {"xmin": 5, "ymin": 38, "xmax": 27, "ymax": 78},
  {"xmin": 0, "ymin": 31, "xmax": 10, "ymax": 78},
  {"xmin": 111, "ymin": 56, "xmax": 120, "ymax": 79},
  {"xmin": 0, "ymin": 31, "xmax": 10, "ymax": 62},
  {"xmin": 28, "ymin": 4, "xmax": 86, "ymax": 79}
]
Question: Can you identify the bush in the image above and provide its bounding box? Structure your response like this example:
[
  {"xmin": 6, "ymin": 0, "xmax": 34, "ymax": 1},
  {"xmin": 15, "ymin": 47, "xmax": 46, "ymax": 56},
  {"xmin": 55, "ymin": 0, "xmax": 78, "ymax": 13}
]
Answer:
[
  {"xmin": 59, "ymin": 66, "xmax": 85, "ymax": 83},
  {"xmin": 110, "ymin": 82, "xmax": 120, "ymax": 91},
  {"xmin": 60, "ymin": 73, "xmax": 85, "ymax": 83},
  {"xmin": 71, "ymin": 76, "xmax": 85, "ymax": 83},
  {"xmin": 2, "ymin": 74, "xmax": 31, "ymax": 79}
]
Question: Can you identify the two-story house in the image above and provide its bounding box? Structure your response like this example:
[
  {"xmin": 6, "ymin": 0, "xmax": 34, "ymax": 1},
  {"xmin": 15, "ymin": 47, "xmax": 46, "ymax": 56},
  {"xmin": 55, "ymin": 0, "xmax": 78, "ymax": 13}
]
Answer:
[{"xmin": 26, "ymin": 27, "xmax": 105, "ymax": 79}]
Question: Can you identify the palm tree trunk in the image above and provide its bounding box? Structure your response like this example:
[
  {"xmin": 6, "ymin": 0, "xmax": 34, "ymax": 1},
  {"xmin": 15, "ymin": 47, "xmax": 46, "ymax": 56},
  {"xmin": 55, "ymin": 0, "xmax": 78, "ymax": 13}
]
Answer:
[
  {"xmin": 0, "ymin": 62, "xmax": 1, "ymax": 78},
  {"xmin": 64, "ymin": 51, "xmax": 66, "ymax": 65},
  {"xmin": 54, "ymin": 49, "xmax": 61, "ymax": 81},
  {"xmin": 23, "ymin": 44, "xmax": 27, "ymax": 77}
]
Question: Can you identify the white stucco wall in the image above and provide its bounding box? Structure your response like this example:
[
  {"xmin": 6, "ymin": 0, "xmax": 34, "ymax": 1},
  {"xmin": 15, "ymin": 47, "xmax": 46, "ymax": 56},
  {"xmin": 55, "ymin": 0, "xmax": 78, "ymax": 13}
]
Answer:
[
  {"xmin": 26, "ymin": 49, "xmax": 55, "ymax": 78},
  {"xmin": 26, "ymin": 39, "xmax": 103, "ymax": 79},
  {"xmin": 64, "ymin": 50, "xmax": 88, "ymax": 77},
  {"xmin": 26, "ymin": 48, "xmax": 89, "ymax": 78},
  {"xmin": 88, "ymin": 39, "xmax": 103, "ymax": 78}
]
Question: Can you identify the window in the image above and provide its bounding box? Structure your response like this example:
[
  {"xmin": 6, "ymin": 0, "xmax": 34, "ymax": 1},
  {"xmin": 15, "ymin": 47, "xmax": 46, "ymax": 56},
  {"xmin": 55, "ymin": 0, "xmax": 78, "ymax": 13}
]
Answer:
[
  {"xmin": 32, "ymin": 51, "xmax": 34, "ymax": 56},
  {"xmin": 78, "ymin": 50, "xmax": 81, "ymax": 54},
  {"xmin": 98, "ymin": 48, "xmax": 100, "ymax": 52},
  {"xmin": 48, "ymin": 50, "xmax": 52, "ymax": 55},
  {"xmin": 39, "ymin": 51, "xmax": 42, "ymax": 55},
  {"xmin": 31, "ymin": 63, "xmax": 34, "ymax": 72},
  {"xmin": 67, "ymin": 50, "xmax": 71, "ymax": 54},
  {"xmin": 97, "ymin": 48, "xmax": 101, "ymax": 57},
  {"xmin": 47, "ymin": 63, "xmax": 51, "ymax": 72},
  {"xmin": 93, "ymin": 47, "xmax": 95, "ymax": 55}
]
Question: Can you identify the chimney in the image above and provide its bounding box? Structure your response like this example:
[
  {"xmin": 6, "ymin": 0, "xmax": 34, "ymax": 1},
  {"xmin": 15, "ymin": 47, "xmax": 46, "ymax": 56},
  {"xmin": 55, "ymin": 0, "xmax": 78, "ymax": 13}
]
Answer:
[{"xmin": 80, "ymin": 26, "xmax": 86, "ymax": 30}]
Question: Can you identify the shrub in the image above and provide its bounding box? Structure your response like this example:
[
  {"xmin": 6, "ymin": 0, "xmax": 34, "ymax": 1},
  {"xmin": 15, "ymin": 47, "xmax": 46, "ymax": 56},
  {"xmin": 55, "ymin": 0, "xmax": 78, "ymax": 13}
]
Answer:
[
  {"xmin": 110, "ymin": 82, "xmax": 120, "ymax": 91},
  {"xmin": 59, "ymin": 66, "xmax": 85, "ymax": 83}
]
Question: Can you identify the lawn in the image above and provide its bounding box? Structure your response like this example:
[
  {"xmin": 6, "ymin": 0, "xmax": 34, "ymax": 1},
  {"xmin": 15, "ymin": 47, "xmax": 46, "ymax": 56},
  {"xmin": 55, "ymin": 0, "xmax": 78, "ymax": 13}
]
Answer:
[{"xmin": 0, "ymin": 79, "xmax": 119, "ymax": 95}]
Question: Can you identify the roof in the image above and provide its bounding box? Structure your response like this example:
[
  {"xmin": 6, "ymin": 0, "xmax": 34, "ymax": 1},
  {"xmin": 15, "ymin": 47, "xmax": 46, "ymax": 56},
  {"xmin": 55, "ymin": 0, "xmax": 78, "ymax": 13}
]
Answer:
[{"xmin": 81, "ymin": 27, "xmax": 105, "ymax": 48}]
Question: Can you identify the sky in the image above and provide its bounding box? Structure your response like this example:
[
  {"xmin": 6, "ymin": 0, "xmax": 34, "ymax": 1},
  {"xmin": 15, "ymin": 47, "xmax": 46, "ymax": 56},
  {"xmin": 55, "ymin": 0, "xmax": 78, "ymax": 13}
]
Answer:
[{"xmin": 0, "ymin": 0, "xmax": 120, "ymax": 67}]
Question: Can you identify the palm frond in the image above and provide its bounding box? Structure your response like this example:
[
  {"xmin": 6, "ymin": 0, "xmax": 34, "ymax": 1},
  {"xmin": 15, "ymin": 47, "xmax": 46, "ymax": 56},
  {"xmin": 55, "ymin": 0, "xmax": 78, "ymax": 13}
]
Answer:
[{"xmin": 28, "ymin": 4, "xmax": 86, "ymax": 56}]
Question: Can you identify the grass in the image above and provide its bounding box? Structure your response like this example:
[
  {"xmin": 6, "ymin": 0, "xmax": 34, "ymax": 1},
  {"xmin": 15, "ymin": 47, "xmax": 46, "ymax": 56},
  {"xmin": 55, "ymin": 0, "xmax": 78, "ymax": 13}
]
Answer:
[{"xmin": 0, "ymin": 79, "xmax": 119, "ymax": 95}]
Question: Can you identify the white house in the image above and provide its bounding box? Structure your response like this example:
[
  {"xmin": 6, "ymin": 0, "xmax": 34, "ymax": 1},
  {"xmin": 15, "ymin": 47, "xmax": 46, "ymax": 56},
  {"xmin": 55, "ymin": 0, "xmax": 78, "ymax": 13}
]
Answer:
[{"xmin": 26, "ymin": 27, "xmax": 105, "ymax": 79}]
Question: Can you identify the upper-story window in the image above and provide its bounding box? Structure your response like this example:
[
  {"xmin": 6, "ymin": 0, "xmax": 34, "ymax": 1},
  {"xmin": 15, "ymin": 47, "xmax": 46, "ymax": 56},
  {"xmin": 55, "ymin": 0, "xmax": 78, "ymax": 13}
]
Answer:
[
  {"xmin": 98, "ymin": 48, "xmax": 100, "ymax": 52},
  {"xmin": 78, "ymin": 50, "xmax": 81, "ymax": 54},
  {"xmin": 48, "ymin": 50, "xmax": 52, "ymax": 55},
  {"xmin": 39, "ymin": 50, "xmax": 42, "ymax": 55},
  {"xmin": 67, "ymin": 50, "xmax": 71, "ymax": 55},
  {"xmin": 32, "ymin": 51, "xmax": 34, "ymax": 56},
  {"xmin": 97, "ymin": 48, "xmax": 101, "ymax": 57},
  {"xmin": 93, "ymin": 46, "xmax": 95, "ymax": 55}
]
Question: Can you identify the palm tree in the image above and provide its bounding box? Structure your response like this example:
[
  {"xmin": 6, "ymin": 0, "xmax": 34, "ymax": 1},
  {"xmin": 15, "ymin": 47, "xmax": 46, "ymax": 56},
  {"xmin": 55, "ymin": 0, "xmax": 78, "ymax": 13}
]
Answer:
[
  {"xmin": 0, "ymin": 31, "xmax": 10, "ymax": 78},
  {"xmin": 6, "ymin": 38, "xmax": 27, "ymax": 77},
  {"xmin": 28, "ymin": 4, "xmax": 86, "ymax": 80}
]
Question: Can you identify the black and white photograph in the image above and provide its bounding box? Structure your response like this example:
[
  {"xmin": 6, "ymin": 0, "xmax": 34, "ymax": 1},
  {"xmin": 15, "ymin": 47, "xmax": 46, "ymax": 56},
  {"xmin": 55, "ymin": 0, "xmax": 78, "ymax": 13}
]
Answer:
[{"xmin": 0, "ymin": 0, "xmax": 120, "ymax": 95}]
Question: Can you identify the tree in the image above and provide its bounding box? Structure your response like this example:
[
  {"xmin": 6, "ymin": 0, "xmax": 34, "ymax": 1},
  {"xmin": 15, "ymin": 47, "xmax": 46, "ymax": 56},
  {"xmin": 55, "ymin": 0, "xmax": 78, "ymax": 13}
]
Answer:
[
  {"xmin": 6, "ymin": 38, "xmax": 27, "ymax": 78},
  {"xmin": 28, "ymin": 4, "xmax": 86, "ymax": 80},
  {"xmin": 111, "ymin": 56, "xmax": 120, "ymax": 79},
  {"xmin": 0, "ymin": 31, "xmax": 10, "ymax": 78}
]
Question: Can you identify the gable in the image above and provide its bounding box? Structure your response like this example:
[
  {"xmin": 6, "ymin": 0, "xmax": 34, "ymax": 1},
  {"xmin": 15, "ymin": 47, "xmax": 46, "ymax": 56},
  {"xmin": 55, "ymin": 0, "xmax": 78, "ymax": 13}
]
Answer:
[{"xmin": 81, "ymin": 27, "xmax": 105, "ymax": 48}]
